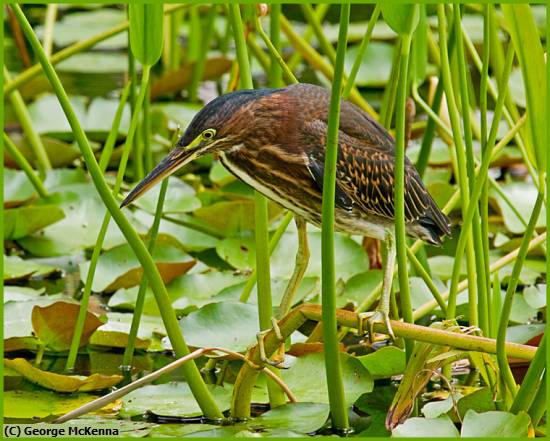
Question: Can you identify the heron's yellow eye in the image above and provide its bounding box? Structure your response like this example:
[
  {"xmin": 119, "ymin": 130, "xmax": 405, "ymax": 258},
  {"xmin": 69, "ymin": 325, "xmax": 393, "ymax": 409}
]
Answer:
[{"xmin": 201, "ymin": 128, "xmax": 216, "ymax": 140}]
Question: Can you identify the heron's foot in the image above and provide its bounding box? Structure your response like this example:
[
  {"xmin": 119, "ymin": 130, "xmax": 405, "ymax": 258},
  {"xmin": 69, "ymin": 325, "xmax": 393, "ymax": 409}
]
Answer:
[
  {"xmin": 357, "ymin": 309, "xmax": 395, "ymax": 343},
  {"xmin": 256, "ymin": 317, "xmax": 288, "ymax": 369}
]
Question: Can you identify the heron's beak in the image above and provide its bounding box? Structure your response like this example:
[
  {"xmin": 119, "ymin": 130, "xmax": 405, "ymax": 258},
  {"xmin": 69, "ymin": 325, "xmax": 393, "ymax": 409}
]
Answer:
[{"xmin": 120, "ymin": 145, "xmax": 200, "ymax": 208}]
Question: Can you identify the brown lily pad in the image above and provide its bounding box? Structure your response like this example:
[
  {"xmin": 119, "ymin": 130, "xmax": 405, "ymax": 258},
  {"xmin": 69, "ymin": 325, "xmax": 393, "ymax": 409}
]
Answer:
[
  {"xmin": 32, "ymin": 301, "xmax": 104, "ymax": 351},
  {"xmin": 4, "ymin": 358, "xmax": 122, "ymax": 393}
]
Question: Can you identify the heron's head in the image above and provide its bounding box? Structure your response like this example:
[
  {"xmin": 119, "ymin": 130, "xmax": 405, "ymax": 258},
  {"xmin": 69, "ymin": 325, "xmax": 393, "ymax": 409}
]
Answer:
[{"xmin": 121, "ymin": 88, "xmax": 279, "ymax": 208}]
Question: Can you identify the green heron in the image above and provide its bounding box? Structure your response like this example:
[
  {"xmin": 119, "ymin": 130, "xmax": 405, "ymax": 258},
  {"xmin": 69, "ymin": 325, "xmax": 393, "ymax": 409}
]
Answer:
[{"xmin": 121, "ymin": 83, "xmax": 451, "ymax": 356}]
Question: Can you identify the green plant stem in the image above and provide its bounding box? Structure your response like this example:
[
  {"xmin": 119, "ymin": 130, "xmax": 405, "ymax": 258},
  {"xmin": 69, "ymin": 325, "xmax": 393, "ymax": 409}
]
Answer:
[
  {"xmin": 12, "ymin": 4, "xmax": 222, "ymax": 419},
  {"xmin": 239, "ymin": 212, "xmax": 294, "ymax": 303},
  {"xmin": 142, "ymin": 81, "xmax": 152, "ymax": 174},
  {"xmin": 406, "ymin": 247, "xmax": 446, "ymax": 314},
  {"xmin": 189, "ymin": 5, "xmax": 216, "ymax": 101},
  {"xmin": 287, "ymin": 4, "xmax": 329, "ymax": 71},
  {"xmin": 321, "ymin": 2, "xmax": 350, "ymax": 431},
  {"xmin": 510, "ymin": 334, "xmax": 546, "ymax": 414},
  {"xmin": 66, "ymin": 67, "xmax": 151, "ymax": 372},
  {"xmin": 394, "ymin": 31, "xmax": 414, "ymax": 359},
  {"xmin": 342, "ymin": 4, "xmax": 380, "ymax": 100},
  {"xmin": 446, "ymin": 42, "xmax": 515, "ymax": 320},
  {"xmin": 4, "ymin": 68, "xmax": 51, "ymax": 178},
  {"xmin": 379, "ymin": 39, "xmax": 401, "ymax": 129},
  {"xmin": 453, "ymin": 5, "xmax": 487, "ymax": 330},
  {"xmin": 300, "ymin": 4, "xmax": 336, "ymax": 65},
  {"xmin": 268, "ymin": 4, "xmax": 283, "ymax": 88},
  {"xmin": 280, "ymin": 14, "xmax": 376, "ymax": 119},
  {"xmin": 42, "ymin": 4, "xmax": 57, "ymax": 57},
  {"xmin": 122, "ymin": 178, "xmax": 169, "ymax": 367},
  {"xmin": 255, "ymin": 16, "xmax": 298, "ymax": 85},
  {"xmin": 98, "ymin": 82, "xmax": 132, "ymax": 173},
  {"xmin": 228, "ymin": 2, "xmax": 283, "ymax": 409},
  {"xmin": 479, "ymin": 5, "xmax": 492, "ymax": 336},
  {"xmin": 527, "ymin": 371, "xmax": 546, "ymax": 427},
  {"xmin": 497, "ymin": 192, "xmax": 544, "ymax": 400},
  {"xmin": 4, "ymin": 4, "xmax": 188, "ymax": 96},
  {"xmin": 3, "ymin": 132, "xmax": 48, "ymax": 198}
]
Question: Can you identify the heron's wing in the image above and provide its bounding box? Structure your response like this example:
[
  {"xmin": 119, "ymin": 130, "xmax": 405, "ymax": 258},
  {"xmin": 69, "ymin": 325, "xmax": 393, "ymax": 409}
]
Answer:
[{"xmin": 304, "ymin": 120, "xmax": 450, "ymax": 235}]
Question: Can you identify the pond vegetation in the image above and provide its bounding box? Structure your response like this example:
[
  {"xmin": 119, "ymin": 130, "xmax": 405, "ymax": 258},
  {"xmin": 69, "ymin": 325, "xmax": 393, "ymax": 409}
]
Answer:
[{"xmin": 3, "ymin": 3, "xmax": 547, "ymax": 438}]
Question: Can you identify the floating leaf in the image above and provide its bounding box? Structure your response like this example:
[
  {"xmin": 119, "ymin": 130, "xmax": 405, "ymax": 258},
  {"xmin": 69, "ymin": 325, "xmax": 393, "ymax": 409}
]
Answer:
[
  {"xmin": 522, "ymin": 284, "xmax": 546, "ymax": 309},
  {"xmin": 343, "ymin": 42, "xmax": 394, "ymax": 87},
  {"xmin": 4, "ymin": 255, "xmax": 58, "ymax": 281},
  {"xmin": 282, "ymin": 352, "xmax": 372, "ymax": 407},
  {"xmin": 456, "ymin": 388, "xmax": 496, "ymax": 419},
  {"xmin": 251, "ymin": 402, "xmax": 330, "ymax": 434},
  {"xmin": 178, "ymin": 302, "xmax": 259, "ymax": 352},
  {"xmin": 4, "ymin": 168, "xmax": 36, "ymax": 206},
  {"xmin": 120, "ymin": 382, "xmax": 232, "ymax": 417},
  {"xmin": 506, "ymin": 324, "xmax": 545, "ymax": 344},
  {"xmin": 4, "ymin": 286, "xmax": 45, "ymax": 302},
  {"xmin": 392, "ymin": 416, "xmax": 459, "ymax": 437},
  {"xmin": 421, "ymin": 393, "xmax": 463, "ymax": 419},
  {"xmin": 460, "ymin": 410, "xmax": 530, "ymax": 437},
  {"xmin": 357, "ymin": 346, "xmax": 406, "ymax": 379},
  {"xmin": 4, "ymin": 358, "xmax": 122, "ymax": 392},
  {"xmin": 5, "ymin": 205, "xmax": 65, "ymax": 240},
  {"xmin": 79, "ymin": 242, "xmax": 195, "ymax": 292},
  {"xmin": 130, "ymin": 177, "xmax": 201, "ymax": 214},
  {"xmin": 32, "ymin": 301, "xmax": 104, "ymax": 351},
  {"xmin": 339, "ymin": 270, "xmax": 383, "ymax": 308}
]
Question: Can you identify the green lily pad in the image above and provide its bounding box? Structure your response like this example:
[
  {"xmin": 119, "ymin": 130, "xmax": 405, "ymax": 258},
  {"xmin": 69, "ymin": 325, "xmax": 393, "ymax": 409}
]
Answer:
[
  {"xmin": 5, "ymin": 205, "xmax": 65, "ymax": 240},
  {"xmin": 130, "ymin": 177, "xmax": 201, "ymax": 214},
  {"xmin": 4, "ymin": 390, "xmax": 106, "ymax": 420},
  {"xmin": 490, "ymin": 181, "xmax": 546, "ymax": 234},
  {"xmin": 4, "ymin": 168, "xmax": 36, "ymax": 206},
  {"xmin": 27, "ymin": 94, "xmax": 88, "ymax": 138},
  {"xmin": 343, "ymin": 42, "xmax": 394, "ymax": 87},
  {"xmin": 523, "ymin": 284, "xmax": 546, "ymax": 309},
  {"xmin": 339, "ymin": 270, "xmax": 383, "ymax": 308},
  {"xmin": 89, "ymin": 312, "xmax": 166, "ymax": 349},
  {"xmin": 251, "ymin": 402, "xmax": 330, "ymax": 434},
  {"xmin": 35, "ymin": 9, "xmax": 127, "ymax": 49},
  {"xmin": 506, "ymin": 324, "xmax": 545, "ymax": 344},
  {"xmin": 178, "ymin": 302, "xmax": 259, "ymax": 352},
  {"xmin": 79, "ymin": 242, "xmax": 195, "ymax": 292},
  {"xmin": 460, "ymin": 410, "xmax": 530, "ymax": 437},
  {"xmin": 215, "ymin": 234, "xmax": 256, "ymax": 270},
  {"xmin": 4, "ymin": 286, "xmax": 45, "ymax": 302},
  {"xmin": 357, "ymin": 346, "xmax": 406, "ymax": 379},
  {"xmin": 282, "ymin": 352, "xmax": 372, "ymax": 407},
  {"xmin": 120, "ymin": 382, "xmax": 232, "ymax": 417},
  {"xmin": 4, "ymin": 255, "xmax": 58, "ymax": 281},
  {"xmin": 421, "ymin": 393, "xmax": 463, "ymax": 419},
  {"xmin": 392, "ymin": 415, "xmax": 459, "ymax": 437},
  {"xmin": 456, "ymin": 388, "xmax": 496, "ymax": 419}
]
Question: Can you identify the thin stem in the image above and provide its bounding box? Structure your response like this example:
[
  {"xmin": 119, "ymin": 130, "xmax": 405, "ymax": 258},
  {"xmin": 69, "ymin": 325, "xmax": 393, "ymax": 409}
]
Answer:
[
  {"xmin": 406, "ymin": 247, "xmax": 446, "ymax": 314},
  {"xmin": 268, "ymin": 4, "xmax": 283, "ymax": 88},
  {"xmin": 4, "ymin": 67, "xmax": 51, "ymax": 178},
  {"xmin": 98, "ymin": 82, "xmax": 132, "ymax": 173},
  {"xmin": 3, "ymin": 132, "xmax": 48, "ymax": 198},
  {"xmin": 342, "ymin": 4, "xmax": 380, "ymax": 100},
  {"xmin": 122, "ymin": 178, "xmax": 169, "ymax": 367},
  {"xmin": 239, "ymin": 212, "xmax": 294, "ymax": 303},
  {"xmin": 394, "ymin": 31, "xmax": 414, "ymax": 359},
  {"xmin": 321, "ymin": 2, "xmax": 350, "ymax": 431},
  {"xmin": 12, "ymin": 4, "xmax": 222, "ymax": 419},
  {"xmin": 497, "ymin": 192, "xmax": 544, "ymax": 400},
  {"xmin": 42, "ymin": 4, "xmax": 57, "ymax": 57},
  {"xmin": 300, "ymin": 4, "xmax": 336, "ymax": 65}
]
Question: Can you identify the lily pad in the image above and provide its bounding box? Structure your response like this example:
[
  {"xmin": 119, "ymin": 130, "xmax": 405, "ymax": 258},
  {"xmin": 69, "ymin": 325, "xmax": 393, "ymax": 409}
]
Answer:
[
  {"xmin": 392, "ymin": 415, "xmax": 459, "ymax": 437},
  {"xmin": 339, "ymin": 270, "xmax": 383, "ymax": 308},
  {"xmin": 5, "ymin": 205, "xmax": 65, "ymax": 240},
  {"xmin": 282, "ymin": 352, "xmax": 372, "ymax": 407},
  {"xmin": 79, "ymin": 242, "xmax": 195, "ymax": 292},
  {"xmin": 522, "ymin": 284, "xmax": 546, "ymax": 309},
  {"xmin": 130, "ymin": 176, "xmax": 201, "ymax": 214},
  {"xmin": 4, "ymin": 168, "xmax": 36, "ymax": 206},
  {"xmin": 4, "ymin": 255, "xmax": 58, "ymax": 281},
  {"xmin": 357, "ymin": 346, "xmax": 406, "ymax": 379},
  {"xmin": 178, "ymin": 302, "xmax": 259, "ymax": 352},
  {"xmin": 4, "ymin": 286, "xmax": 45, "ymax": 302},
  {"xmin": 421, "ymin": 393, "xmax": 463, "ymax": 419},
  {"xmin": 506, "ymin": 324, "xmax": 545, "ymax": 344},
  {"xmin": 4, "ymin": 358, "xmax": 122, "ymax": 392},
  {"xmin": 120, "ymin": 382, "xmax": 232, "ymax": 417},
  {"xmin": 460, "ymin": 410, "xmax": 530, "ymax": 437},
  {"xmin": 251, "ymin": 402, "xmax": 330, "ymax": 434},
  {"xmin": 31, "ymin": 301, "xmax": 104, "ymax": 351},
  {"xmin": 344, "ymin": 42, "xmax": 394, "ymax": 87}
]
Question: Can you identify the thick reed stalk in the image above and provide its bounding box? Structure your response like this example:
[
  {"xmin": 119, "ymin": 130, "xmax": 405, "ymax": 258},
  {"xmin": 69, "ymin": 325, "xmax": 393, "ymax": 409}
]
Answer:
[
  {"xmin": 321, "ymin": 3, "xmax": 350, "ymax": 431},
  {"xmin": 12, "ymin": 5, "xmax": 222, "ymax": 419}
]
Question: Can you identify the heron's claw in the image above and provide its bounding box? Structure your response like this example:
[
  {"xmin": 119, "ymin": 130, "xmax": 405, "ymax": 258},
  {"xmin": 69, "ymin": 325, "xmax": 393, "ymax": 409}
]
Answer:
[
  {"xmin": 357, "ymin": 309, "xmax": 395, "ymax": 343},
  {"xmin": 256, "ymin": 318, "xmax": 288, "ymax": 369}
]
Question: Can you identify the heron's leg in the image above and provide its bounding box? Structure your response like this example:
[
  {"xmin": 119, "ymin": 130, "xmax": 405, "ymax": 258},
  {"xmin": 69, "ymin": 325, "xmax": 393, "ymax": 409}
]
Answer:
[
  {"xmin": 358, "ymin": 230, "xmax": 396, "ymax": 341},
  {"xmin": 256, "ymin": 317, "xmax": 287, "ymax": 368},
  {"xmin": 278, "ymin": 216, "xmax": 310, "ymax": 318}
]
